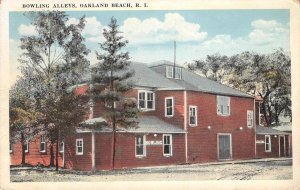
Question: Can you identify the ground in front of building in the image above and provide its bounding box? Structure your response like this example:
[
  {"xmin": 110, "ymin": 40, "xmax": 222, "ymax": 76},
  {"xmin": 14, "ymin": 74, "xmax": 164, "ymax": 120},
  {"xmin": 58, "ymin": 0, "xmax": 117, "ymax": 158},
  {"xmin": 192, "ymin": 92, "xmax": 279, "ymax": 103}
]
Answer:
[{"xmin": 10, "ymin": 158, "xmax": 292, "ymax": 182}]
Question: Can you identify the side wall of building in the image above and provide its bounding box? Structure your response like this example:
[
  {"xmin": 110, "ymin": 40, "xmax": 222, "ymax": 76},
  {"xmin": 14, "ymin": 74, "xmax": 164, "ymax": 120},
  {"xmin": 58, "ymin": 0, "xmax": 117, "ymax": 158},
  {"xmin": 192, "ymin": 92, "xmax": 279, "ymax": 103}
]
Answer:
[
  {"xmin": 64, "ymin": 132, "xmax": 186, "ymax": 171},
  {"xmin": 256, "ymin": 134, "xmax": 291, "ymax": 158},
  {"xmin": 114, "ymin": 133, "xmax": 186, "ymax": 169},
  {"xmin": 186, "ymin": 91, "xmax": 256, "ymax": 163},
  {"xmin": 64, "ymin": 133, "xmax": 93, "ymax": 171},
  {"xmin": 10, "ymin": 135, "xmax": 63, "ymax": 167}
]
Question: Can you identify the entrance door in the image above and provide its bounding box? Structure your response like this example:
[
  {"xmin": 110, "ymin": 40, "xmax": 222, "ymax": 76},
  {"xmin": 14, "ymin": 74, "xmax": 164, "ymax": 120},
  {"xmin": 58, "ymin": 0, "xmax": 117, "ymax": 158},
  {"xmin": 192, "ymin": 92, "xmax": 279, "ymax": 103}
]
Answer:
[
  {"xmin": 279, "ymin": 135, "xmax": 285, "ymax": 157},
  {"xmin": 218, "ymin": 134, "xmax": 232, "ymax": 160}
]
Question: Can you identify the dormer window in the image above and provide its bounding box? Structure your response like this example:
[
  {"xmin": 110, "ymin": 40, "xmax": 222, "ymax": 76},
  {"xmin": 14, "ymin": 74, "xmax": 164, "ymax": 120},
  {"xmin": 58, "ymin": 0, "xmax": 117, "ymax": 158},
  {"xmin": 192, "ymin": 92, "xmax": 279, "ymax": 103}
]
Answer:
[
  {"xmin": 166, "ymin": 66, "xmax": 173, "ymax": 78},
  {"xmin": 166, "ymin": 66, "xmax": 182, "ymax": 79},
  {"xmin": 174, "ymin": 67, "xmax": 182, "ymax": 79}
]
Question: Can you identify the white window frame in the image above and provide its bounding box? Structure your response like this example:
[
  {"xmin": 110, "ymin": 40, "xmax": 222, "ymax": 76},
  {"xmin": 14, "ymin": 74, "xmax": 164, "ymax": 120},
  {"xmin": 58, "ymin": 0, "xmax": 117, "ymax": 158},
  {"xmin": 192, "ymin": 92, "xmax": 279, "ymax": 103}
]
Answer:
[
  {"xmin": 166, "ymin": 66, "xmax": 174, "ymax": 78},
  {"xmin": 60, "ymin": 141, "xmax": 64, "ymax": 153},
  {"xmin": 24, "ymin": 141, "xmax": 29, "ymax": 153},
  {"xmin": 76, "ymin": 139, "xmax": 83, "ymax": 155},
  {"xmin": 10, "ymin": 143, "xmax": 13, "ymax": 153},
  {"xmin": 138, "ymin": 90, "xmax": 155, "ymax": 111},
  {"xmin": 163, "ymin": 134, "xmax": 173, "ymax": 157},
  {"xmin": 135, "ymin": 135, "xmax": 146, "ymax": 157},
  {"xmin": 265, "ymin": 135, "xmax": 271, "ymax": 152},
  {"xmin": 165, "ymin": 97, "xmax": 174, "ymax": 117},
  {"xmin": 247, "ymin": 110, "xmax": 254, "ymax": 128},
  {"xmin": 40, "ymin": 136, "xmax": 46, "ymax": 153},
  {"xmin": 174, "ymin": 67, "xmax": 182, "ymax": 79},
  {"xmin": 217, "ymin": 96, "xmax": 230, "ymax": 116},
  {"xmin": 189, "ymin": 106, "xmax": 198, "ymax": 126}
]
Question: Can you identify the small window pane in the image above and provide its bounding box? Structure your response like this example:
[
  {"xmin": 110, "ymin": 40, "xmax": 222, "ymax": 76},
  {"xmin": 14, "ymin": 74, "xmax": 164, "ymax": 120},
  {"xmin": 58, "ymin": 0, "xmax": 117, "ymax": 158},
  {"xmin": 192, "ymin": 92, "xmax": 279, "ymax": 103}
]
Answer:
[
  {"xmin": 76, "ymin": 139, "xmax": 83, "ymax": 155},
  {"xmin": 147, "ymin": 92, "xmax": 153, "ymax": 109},
  {"xmin": 166, "ymin": 66, "xmax": 173, "ymax": 78},
  {"xmin": 139, "ymin": 92, "xmax": 145, "ymax": 108},
  {"xmin": 136, "ymin": 135, "xmax": 144, "ymax": 156},
  {"xmin": 163, "ymin": 135, "xmax": 172, "ymax": 156},
  {"xmin": 24, "ymin": 142, "xmax": 29, "ymax": 153},
  {"xmin": 166, "ymin": 98, "xmax": 173, "ymax": 116},
  {"xmin": 164, "ymin": 145, "xmax": 170, "ymax": 154},
  {"xmin": 10, "ymin": 143, "xmax": 13, "ymax": 153},
  {"xmin": 60, "ymin": 141, "xmax": 64, "ymax": 153}
]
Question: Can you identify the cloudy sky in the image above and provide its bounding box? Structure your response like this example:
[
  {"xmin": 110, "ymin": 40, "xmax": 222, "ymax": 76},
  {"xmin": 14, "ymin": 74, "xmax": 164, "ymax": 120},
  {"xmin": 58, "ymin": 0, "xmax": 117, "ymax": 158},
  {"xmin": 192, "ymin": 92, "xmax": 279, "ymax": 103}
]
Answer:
[{"xmin": 9, "ymin": 10, "xmax": 289, "ymax": 85}]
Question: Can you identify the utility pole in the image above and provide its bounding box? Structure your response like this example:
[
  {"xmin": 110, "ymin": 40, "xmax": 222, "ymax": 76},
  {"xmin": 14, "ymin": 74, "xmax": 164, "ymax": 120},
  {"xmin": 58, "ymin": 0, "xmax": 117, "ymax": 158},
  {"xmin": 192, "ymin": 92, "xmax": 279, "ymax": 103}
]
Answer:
[{"xmin": 173, "ymin": 41, "xmax": 176, "ymax": 78}]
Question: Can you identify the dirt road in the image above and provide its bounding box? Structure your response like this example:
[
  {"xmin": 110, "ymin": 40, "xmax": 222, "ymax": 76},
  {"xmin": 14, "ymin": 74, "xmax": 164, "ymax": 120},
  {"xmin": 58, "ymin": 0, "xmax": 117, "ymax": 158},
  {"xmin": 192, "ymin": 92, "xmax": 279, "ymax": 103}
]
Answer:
[{"xmin": 10, "ymin": 159, "xmax": 292, "ymax": 182}]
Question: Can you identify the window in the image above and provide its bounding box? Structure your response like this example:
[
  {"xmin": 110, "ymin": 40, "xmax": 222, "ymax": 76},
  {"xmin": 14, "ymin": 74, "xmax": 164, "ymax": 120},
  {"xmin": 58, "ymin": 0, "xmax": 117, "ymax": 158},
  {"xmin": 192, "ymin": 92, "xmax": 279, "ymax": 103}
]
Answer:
[
  {"xmin": 60, "ymin": 141, "xmax": 64, "ymax": 153},
  {"xmin": 217, "ymin": 96, "xmax": 230, "ymax": 116},
  {"xmin": 247, "ymin": 110, "xmax": 254, "ymax": 128},
  {"xmin": 135, "ymin": 135, "xmax": 146, "ymax": 157},
  {"xmin": 163, "ymin": 135, "xmax": 172, "ymax": 156},
  {"xmin": 24, "ymin": 141, "xmax": 29, "ymax": 153},
  {"xmin": 265, "ymin": 135, "xmax": 271, "ymax": 152},
  {"xmin": 10, "ymin": 143, "xmax": 13, "ymax": 153},
  {"xmin": 76, "ymin": 139, "xmax": 83, "ymax": 155},
  {"xmin": 174, "ymin": 67, "xmax": 182, "ymax": 79},
  {"xmin": 147, "ymin": 92, "xmax": 154, "ymax": 109},
  {"xmin": 166, "ymin": 66, "xmax": 174, "ymax": 78},
  {"xmin": 88, "ymin": 98, "xmax": 94, "ymax": 119},
  {"xmin": 138, "ymin": 91, "xmax": 155, "ymax": 111},
  {"xmin": 40, "ymin": 136, "xmax": 46, "ymax": 153},
  {"xmin": 104, "ymin": 99, "xmax": 112, "ymax": 108},
  {"xmin": 165, "ymin": 97, "xmax": 174, "ymax": 117},
  {"xmin": 166, "ymin": 66, "xmax": 182, "ymax": 79},
  {"xmin": 189, "ymin": 106, "xmax": 198, "ymax": 126}
]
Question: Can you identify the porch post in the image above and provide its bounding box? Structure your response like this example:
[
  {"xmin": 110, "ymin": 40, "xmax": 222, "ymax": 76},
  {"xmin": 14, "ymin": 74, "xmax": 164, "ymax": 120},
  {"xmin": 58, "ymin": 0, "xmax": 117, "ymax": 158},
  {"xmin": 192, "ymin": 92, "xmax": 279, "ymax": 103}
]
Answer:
[
  {"xmin": 184, "ymin": 90, "xmax": 188, "ymax": 163},
  {"xmin": 92, "ymin": 132, "xmax": 95, "ymax": 171}
]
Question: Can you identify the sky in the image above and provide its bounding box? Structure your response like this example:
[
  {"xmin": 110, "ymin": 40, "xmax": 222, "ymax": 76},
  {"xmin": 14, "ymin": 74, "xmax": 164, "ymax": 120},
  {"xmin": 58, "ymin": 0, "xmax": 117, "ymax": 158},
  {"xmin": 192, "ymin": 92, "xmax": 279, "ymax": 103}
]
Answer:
[{"xmin": 9, "ymin": 10, "xmax": 290, "ymax": 85}]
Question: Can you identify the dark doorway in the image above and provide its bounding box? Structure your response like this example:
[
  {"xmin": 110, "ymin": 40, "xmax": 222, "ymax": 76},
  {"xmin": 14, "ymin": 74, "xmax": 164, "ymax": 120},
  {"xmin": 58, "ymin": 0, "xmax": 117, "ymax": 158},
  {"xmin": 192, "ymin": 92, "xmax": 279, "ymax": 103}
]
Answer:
[
  {"xmin": 218, "ymin": 134, "xmax": 232, "ymax": 160},
  {"xmin": 279, "ymin": 136, "xmax": 285, "ymax": 157}
]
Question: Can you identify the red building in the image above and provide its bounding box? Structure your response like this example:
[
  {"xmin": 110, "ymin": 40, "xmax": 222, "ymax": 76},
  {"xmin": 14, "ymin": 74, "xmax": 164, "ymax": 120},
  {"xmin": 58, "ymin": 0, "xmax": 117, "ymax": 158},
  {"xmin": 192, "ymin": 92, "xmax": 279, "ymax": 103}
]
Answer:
[
  {"xmin": 255, "ymin": 125, "xmax": 292, "ymax": 159},
  {"xmin": 10, "ymin": 61, "xmax": 268, "ymax": 171}
]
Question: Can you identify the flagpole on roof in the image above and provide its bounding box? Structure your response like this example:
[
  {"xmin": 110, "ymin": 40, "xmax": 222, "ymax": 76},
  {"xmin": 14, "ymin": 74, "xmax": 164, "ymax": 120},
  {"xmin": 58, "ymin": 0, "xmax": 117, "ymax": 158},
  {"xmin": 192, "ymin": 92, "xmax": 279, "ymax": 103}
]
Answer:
[{"xmin": 173, "ymin": 41, "xmax": 176, "ymax": 79}]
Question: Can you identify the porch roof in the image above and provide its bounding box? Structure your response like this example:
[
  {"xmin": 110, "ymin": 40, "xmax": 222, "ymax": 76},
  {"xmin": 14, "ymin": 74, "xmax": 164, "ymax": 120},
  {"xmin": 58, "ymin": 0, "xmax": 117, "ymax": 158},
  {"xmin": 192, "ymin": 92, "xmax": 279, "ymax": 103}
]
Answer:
[
  {"xmin": 77, "ymin": 117, "xmax": 110, "ymax": 133},
  {"xmin": 119, "ymin": 116, "xmax": 187, "ymax": 134},
  {"xmin": 256, "ymin": 126, "xmax": 289, "ymax": 135}
]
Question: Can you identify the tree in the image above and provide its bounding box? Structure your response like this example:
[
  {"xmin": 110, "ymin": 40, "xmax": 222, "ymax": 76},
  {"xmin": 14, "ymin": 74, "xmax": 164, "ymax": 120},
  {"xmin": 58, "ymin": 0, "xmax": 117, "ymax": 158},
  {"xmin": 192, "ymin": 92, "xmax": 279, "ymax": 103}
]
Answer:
[
  {"xmin": 189, "ymin": 49, "xmax": 291, "ymax": 126},
  {"xmin": 18, "ymin": 11, "xmax": 90, "ymax": 170},
  {"xmin": 9, "ymin": 77, "xmax": 43, "ymax": 165},
  {"xmin": 91, "ymin": 17, "xmax": 138, "ymax": 169},
  {"xmin": 188, "ymin": 54, "xmax": 229, "ymax": 83}
]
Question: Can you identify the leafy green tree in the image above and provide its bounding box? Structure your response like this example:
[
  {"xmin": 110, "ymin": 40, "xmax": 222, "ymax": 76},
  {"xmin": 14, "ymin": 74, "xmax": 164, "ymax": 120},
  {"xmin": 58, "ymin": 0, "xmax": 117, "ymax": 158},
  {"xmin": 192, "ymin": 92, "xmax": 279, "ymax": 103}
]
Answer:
[
  {"xmin": 189, "ymin": 49, "xmax": 291, "ymax": 126},
  {"xmin": 9, "ymin": 78, "xmax": 43, "ymax": 165},
  {"xmin": 18, "ymin": 11, "xmax": 90, "ymax": 170},
  {"xmin": 91, "ymin": 17, "xmax": 138, "ymax": 169},
  {"xmin": 188, "ymin": 54, "xmax": 229, "ymax": 83}
]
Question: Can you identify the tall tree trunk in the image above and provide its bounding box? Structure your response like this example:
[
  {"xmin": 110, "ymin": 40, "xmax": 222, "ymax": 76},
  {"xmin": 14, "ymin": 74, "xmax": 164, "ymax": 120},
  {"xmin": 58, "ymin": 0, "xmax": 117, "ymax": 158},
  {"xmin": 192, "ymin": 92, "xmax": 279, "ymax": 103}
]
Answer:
[
  {"xmin": 56, "ymin": 129, "xmax": 59, "ymax": 171},
  {"xmin": 50, "ymin": 143, "xmax": 54, "ymax": 167},
  {"xmin": 21, "ymin": 132, "xmax": 26, "ymax": 166},
  {"xmin": 110, "ymin": 61, "xmax": 116, "ymax": 170},
  {"xmin": 112, "ymin": 122, "xmax": 116, "ymax": 169}
]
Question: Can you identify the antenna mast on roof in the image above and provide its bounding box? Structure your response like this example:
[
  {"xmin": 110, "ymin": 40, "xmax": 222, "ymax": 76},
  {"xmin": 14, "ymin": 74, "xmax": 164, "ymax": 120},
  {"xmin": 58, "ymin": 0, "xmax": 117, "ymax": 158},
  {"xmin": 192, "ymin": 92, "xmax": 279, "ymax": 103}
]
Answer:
[{"xmin": 173, "ymin": 41, "xmax": 176, "ymax": 79}]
